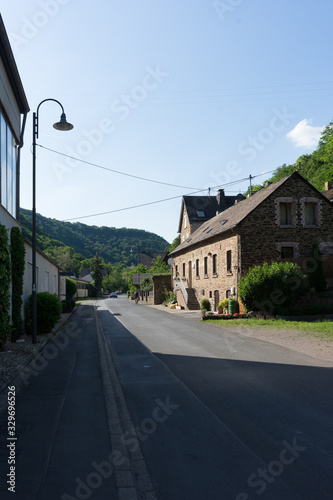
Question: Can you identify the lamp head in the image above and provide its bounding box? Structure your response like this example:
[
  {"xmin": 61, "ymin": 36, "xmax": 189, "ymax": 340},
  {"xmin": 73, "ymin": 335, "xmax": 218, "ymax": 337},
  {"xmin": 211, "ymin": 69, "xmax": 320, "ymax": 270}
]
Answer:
[{"xmin": 53, "ymin": 112, "xmax": 74, "ymax": 131}]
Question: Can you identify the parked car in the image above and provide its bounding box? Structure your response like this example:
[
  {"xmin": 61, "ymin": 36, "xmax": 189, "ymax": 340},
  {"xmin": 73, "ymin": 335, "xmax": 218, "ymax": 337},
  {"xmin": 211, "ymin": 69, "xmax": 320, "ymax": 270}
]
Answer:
[{"xmin": 109, "ymin": 292, "xmax": 117, "ymax": 298}]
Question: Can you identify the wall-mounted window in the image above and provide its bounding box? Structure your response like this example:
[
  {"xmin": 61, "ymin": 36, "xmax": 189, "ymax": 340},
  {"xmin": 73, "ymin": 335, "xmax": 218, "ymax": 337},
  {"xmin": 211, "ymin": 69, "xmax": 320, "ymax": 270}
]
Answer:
[
  {"xmin": 300, "ymin": 197, "xmax": 321, "ymax": 228},
  {"xmin": 0, "ymin": 111, "xmax": 18, "ymax": 218},
  {"xmin": 182, "ymin": 263, "xmax": 186, "ymax": 277},
  {"xmin": 277, "ymin": 242, "xmax": 299, "ymax": 259},
  {"xmin": 226, "ymin": 250, "xmax": 232, "ymax": 274},
  {"xmin": 184, "ymin": 215, "xmax": 187, "ymax": 229},
  {"xmin": 204, "ymin": 256, "xmax": 208, "ymax": 276},
  {"xmin": 212, "ymin": 254, "xmax": 217, "ymax": 275},
  {"xmin": 196, "ymin": 259, "xmax": 200, "ymax": 277},
  {"xmin": 275, "ymin": 197, "xmax": 295, "ymax": 228},
  {"xmin": 280, "ymin": 202, "xmax": 293, "ymax": 226},
  {"xmin": 175, "ymin": 265, "xmax": 178, "ymax": 277}
]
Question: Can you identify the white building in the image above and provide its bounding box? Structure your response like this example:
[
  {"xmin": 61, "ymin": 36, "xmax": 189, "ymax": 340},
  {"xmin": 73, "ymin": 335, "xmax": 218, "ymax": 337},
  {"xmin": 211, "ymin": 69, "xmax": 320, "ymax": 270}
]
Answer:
[{"xmin": 0, "ymin": 15, "xmax": 65, "ymax": 331}]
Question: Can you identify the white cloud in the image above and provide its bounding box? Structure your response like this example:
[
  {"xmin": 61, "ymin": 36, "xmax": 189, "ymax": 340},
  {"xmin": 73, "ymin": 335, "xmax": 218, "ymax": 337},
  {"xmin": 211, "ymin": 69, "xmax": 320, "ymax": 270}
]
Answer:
[{"xmin": 286, "ymin": 119, "xmax": 324, "ymax": 148}]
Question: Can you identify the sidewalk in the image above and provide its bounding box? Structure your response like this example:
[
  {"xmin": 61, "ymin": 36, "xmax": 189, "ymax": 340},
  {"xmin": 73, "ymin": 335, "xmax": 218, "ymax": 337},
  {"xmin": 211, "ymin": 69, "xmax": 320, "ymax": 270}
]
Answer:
[{"xmin": 0, "ymin": 304, "xmax": 119, "ymax": 500}]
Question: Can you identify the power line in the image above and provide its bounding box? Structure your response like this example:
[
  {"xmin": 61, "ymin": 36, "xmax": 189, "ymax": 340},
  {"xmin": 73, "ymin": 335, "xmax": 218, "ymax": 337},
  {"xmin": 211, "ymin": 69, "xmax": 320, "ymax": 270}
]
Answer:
[
  {"xmin": 37, "ymin": 144, "xmax": 201, "ymax": 191},
  {"xmin": 63, "ymin": 171, "xmax": 276, "ymax": 222}
]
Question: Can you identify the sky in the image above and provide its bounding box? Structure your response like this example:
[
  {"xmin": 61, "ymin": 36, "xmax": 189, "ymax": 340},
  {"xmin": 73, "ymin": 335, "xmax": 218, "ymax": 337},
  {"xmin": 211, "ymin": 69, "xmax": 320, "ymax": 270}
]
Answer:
[{"xmin": 1, "ymin": 1, "xmax": 333, "ymax": 244}]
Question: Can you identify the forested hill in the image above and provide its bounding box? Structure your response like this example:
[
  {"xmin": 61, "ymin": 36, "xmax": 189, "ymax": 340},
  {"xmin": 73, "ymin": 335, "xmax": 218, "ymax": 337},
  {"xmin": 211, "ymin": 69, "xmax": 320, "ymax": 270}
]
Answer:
[
  {"xmin": 20, "ymin": 208, "xmax": 170, "ymax": 267},
  {"xmin": 249, "ymin": 121, "xmax": 333, "ymax": 194}
]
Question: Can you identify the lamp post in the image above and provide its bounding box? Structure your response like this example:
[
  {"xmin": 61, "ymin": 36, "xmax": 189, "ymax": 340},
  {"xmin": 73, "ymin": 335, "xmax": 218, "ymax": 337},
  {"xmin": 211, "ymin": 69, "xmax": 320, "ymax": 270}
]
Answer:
[{"xmin": 32, "ymin": 99, "xmax": 73, "ymax": 344}]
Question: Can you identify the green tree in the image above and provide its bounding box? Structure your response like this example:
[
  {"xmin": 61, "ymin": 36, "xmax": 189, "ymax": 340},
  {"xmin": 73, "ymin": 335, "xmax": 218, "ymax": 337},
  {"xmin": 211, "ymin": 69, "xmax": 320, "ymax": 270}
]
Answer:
[
  {"xmin": 91, "ymin": 253, "xmax": 104, "ymax": 297},
  {"xmin": 150, "ymin": 256, "xmax": 171, "ymax": 274},
  {"xmin": 169, "ymin": 235, "xmax": 180, "ymax": 252}
]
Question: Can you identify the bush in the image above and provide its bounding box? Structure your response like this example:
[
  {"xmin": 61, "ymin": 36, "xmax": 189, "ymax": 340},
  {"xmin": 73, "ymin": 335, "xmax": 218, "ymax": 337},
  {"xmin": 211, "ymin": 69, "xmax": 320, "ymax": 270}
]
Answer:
[
  {"xmin": 201, "ymin": 298, "xmax": 211, "ymax": 313},
  {"xmin": 26, "ymin": 292, "xmax": 62, "ymax": 335},
  {"xmin": 238, "ymin": 261, "xmax": 305, "ymax": 314},
  {"xmin": 66, "ymin": 277, "xmax": 77, "ymax": 299}
]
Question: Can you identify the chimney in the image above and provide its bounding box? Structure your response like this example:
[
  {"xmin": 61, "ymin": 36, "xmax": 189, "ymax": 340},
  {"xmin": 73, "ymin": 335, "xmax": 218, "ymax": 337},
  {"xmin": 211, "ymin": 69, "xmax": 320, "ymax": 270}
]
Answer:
[
  {"xmin": 216, "ymin": 189, "xmax": 226, "ymax": 210},
  {"xmin": 264, "ymin": 181, "xmax": 272, "ymax": 188},
  {"xmin": 325, "ymin": 181, "xmax": 332, "ymax": 190}
]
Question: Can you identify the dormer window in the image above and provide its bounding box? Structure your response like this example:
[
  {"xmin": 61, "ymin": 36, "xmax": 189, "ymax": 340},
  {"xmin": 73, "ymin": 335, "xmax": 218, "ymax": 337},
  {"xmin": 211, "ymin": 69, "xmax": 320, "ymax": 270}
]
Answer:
[{"xmin": 197, "ymin": 210, "xmax": 205, "ymax": 217}]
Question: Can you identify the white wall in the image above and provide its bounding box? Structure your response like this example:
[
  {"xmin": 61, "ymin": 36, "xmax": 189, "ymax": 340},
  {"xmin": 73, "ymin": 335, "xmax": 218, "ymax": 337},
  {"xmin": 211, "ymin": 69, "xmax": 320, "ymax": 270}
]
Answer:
[{"xmin": 23, "ymin": 240, "xmax": 63, "ymax": 306}]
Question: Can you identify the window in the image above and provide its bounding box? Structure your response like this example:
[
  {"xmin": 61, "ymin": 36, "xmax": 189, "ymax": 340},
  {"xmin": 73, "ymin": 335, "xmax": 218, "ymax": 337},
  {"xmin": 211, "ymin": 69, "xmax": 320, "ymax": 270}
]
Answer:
[
  {"xmin": 182, "ymin": 263, "xmax": 186, "ymax": 277},
  {"xmin": 277, "ymin": 242, "xmax": 299, "ymax": 259},
  {"xmin": 279, "ymin": 202, "xmax": 293, "ymax": 226},
  {"xmin": 0, "ymin": 111, "xmax": 18, "ymax": 218},
  {"xmin": 175, "ymin": 265, "xmax": 178, "ymax": 277},
  {"xmin": 226, "ymin": 250, "xmax": 232, "ymax": 274},
  {"xmin": 196, "ymin": 210, "xmax": 205, "ymax": 217},
  {"xmin": 204, "ymin": 256, "xmax": 208, "ymax": 276},
  {"xmin": 212, "ymin": 254, "xmax": 217, "ymax": 275},
  {"xmin": 305, "ymin": 202, "xmax": 317, "ymax": 226},
  {"xmin": 281, "ymin": 246, "xmax": 294, "ymax": 259},
  {"xmin": 196, "ymin": 259, "xmax": 200, "ymax": 277},
  {"xmin": 300, "ymin": 197, "xmax": 321, "ymax": 227},
  {"xmin": 184, "ymin": 215, "xmax": 187, "ymax": 228}
]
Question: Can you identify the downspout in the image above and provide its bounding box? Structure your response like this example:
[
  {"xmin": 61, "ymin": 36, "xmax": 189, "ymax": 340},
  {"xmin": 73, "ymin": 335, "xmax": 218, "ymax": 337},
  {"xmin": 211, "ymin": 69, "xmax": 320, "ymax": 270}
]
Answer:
[{"xmin": 16, "ymin": 110, "xmax": 28, "ymax": 223}]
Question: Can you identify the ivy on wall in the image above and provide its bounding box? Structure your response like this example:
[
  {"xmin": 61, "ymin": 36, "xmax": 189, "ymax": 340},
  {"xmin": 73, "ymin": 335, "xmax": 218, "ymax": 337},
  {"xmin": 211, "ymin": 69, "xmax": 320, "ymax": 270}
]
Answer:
[
  {"xmin": 11, "ymin": 227, "xmax": 25, "ymax": 341},
  {"xmin": 0, "ymin": 224, "xmax": 11, "ymax": 350}
]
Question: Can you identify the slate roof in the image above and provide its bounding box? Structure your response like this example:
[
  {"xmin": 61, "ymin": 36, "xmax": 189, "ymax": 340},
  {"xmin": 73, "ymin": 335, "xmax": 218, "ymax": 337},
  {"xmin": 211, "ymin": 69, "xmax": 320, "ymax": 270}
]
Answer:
[
  {"xmin": 171, "ymin": 172, "xmax": 304, "ymax": 255},
  {"xmin": 178, "ymin": 191, "xmax": 245, "ymax": 232},
  {"xmin": 140, "ymin": 251, "xmax": 168, "ymax": 268}
]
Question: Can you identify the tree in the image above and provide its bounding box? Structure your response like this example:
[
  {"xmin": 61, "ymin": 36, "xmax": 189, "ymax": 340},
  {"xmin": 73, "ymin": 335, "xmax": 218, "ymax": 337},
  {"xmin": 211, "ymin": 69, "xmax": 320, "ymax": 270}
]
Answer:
[
  {"xmin": 150, "ymin": 256, "xmax": 171, "ymax": 274},
  {"xmin": 91, "ymin": 253, "xmax": 104, "ymax": 297},
  {"xmin": 238, "ymin": 261, "xmax": 305, "ymax": 314},
  {"xmin": 169, "ymin": 235, "xmax": 180, "ymax": 252}
]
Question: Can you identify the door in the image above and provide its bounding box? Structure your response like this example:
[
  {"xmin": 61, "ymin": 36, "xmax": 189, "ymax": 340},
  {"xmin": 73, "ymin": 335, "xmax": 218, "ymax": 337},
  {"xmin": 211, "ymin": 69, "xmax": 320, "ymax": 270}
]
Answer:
[
  {"xmin": 188, "ymin": 261, "xmax": 192, "ymax": 288},
  {"xmin": 214, "ymin": 290, "xmax": 219, "ymax": 311}
]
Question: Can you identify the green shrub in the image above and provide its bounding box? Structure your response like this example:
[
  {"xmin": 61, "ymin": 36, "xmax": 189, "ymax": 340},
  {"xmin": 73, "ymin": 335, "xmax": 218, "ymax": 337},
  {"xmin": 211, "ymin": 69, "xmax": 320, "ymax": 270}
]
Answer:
[
  {"xmin": 26, "ymin": 292, "xmax": 62, "ymax": 335},
  {"xmin": 10, "ymin": 227, "xmax": 26, "ymax": 341},
  {"xmin": 62, "ymin": 299, "xmax": 73, "ymax": 313},
  {"xmin": 201, "ymin": 298, "xmax": 211, "ymax": 313},
  {"xmin": 0, "ymin": 225, "xmax": 11, "ymax": 350},
  {"xmin": 238, "ymin": 261, "xmax": 305, "ymax": 314},
  {"xmin": 66, "ymin": 277, "xmax": 77, "ymax": 299}
]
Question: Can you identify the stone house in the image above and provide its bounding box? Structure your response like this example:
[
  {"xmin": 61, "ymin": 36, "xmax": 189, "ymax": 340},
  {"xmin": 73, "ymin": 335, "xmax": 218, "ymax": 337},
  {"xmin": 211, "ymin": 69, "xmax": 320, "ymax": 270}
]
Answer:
[
  {"xmin": 178, "ymin": 189, "xmax": 245, "ymax": 243},
  {"xmin": 170, "ymin": 172, "xmax": 333, "ymax": 311}
]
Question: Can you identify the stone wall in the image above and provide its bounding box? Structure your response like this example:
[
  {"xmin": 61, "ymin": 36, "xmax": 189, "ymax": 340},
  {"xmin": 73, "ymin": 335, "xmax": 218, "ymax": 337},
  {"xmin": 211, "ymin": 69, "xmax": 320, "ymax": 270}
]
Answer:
[{"xmin": 152, "ymin": 275, "xmax": 172, "ymax": 305}]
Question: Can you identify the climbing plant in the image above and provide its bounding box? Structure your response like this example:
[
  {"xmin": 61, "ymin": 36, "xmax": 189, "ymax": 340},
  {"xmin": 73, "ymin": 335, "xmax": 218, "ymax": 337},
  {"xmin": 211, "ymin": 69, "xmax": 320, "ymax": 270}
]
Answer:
[
  {"xmin": 0, "ymin": 224, "xmax": 11, "ymax": 350},
  {"xmin": 11, "ymin": 227, "xmax": 26, "ymax": 341}
]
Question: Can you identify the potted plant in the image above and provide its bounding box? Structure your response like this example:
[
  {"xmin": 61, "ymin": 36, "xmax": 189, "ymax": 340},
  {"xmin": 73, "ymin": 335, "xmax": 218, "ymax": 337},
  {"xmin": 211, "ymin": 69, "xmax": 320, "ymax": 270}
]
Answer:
[{"xmin": 217, "ymin": 298, "xmax": 229, "ymax": 314}]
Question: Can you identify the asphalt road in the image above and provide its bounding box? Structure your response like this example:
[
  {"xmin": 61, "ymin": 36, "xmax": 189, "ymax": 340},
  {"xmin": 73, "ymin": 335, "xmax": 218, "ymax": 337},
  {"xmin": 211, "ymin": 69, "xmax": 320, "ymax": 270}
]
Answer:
[{"xmin": 101, "ymin": 295, "xmax": 333, "ymax": 500}]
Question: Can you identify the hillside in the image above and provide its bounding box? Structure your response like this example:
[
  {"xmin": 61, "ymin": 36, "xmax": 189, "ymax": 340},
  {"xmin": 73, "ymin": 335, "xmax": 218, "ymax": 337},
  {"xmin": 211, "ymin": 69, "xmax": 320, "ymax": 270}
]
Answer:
[
  {"xmin": 247, "ymin": 121, "xmax": 333, "ymax": 194},
  {"xmin": 20, "ymin": 208, "xmax": 170, "ymax": 268}
]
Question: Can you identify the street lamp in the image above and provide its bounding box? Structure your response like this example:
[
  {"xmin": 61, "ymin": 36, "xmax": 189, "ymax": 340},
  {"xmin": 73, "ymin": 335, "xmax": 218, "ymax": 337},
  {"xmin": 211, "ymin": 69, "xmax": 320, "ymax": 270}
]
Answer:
[{"xmin": 32, "ymin": 99, "xmax": 73, "ymax": 344}]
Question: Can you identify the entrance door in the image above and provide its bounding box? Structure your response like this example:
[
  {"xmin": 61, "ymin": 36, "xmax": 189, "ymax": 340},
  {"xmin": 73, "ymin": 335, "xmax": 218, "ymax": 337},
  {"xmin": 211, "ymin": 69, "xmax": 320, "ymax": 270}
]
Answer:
[
  {"xmin": 214, "ymin": 290, "xmax": 219, "ymax": 311},
  {"xmin": 188, "ymin": 261, "xmax": 192, "ymax": 288}
]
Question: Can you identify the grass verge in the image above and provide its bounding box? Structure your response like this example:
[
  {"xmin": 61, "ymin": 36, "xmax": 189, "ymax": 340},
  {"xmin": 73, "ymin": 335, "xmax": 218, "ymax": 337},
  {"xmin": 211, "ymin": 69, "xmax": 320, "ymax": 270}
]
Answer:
[{"xmin": 204, "ymin": 317, "xmax": 333, "ymax": 340}]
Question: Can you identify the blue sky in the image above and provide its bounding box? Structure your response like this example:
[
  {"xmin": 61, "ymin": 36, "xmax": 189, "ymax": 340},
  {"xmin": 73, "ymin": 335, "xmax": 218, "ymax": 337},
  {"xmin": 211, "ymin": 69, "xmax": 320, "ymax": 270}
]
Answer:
[{"xmin": 2, "ymin": 1, "xmax": 333, "ymax": 243}]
